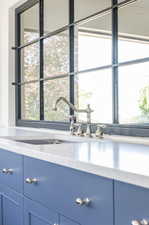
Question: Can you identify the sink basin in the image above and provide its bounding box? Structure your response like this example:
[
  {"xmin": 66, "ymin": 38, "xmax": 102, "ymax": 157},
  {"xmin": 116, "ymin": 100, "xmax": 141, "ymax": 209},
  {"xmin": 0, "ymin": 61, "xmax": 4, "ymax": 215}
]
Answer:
[{"xmin": 14, "ymin": 138, "xmax": 79, "ymax": 145}]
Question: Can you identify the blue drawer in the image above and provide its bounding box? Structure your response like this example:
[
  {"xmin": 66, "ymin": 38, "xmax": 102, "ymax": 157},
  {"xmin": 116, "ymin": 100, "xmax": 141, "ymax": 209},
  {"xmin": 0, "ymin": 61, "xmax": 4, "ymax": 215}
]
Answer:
[
  {"xmin": 0, "ymin": 149, "xmax": 23, "ymax": 193},
  {"xmin": 24, "ymin": 156, "xmax": 113, "ymax": 225},
  {"xmin": 115, "ymin": 181, "xmax": 149, "ymax": 225}
]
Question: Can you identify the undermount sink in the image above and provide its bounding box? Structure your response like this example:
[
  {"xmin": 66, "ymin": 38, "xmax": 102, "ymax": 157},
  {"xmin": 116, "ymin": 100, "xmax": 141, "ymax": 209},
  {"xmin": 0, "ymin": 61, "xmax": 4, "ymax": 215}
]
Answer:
[
  {"xmin": 2, "ymin": 134, "xmax": 103, "ymax": 146},
  {"xmin": 14, "ymin": 138, "xmax": 79, "ymax": 145}
]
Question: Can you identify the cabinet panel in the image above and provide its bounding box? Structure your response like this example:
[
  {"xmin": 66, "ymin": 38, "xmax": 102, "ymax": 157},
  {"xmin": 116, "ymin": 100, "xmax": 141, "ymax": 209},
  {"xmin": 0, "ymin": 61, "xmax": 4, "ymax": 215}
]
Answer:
[
  {"xmin": 60, "ymin": 216, "xmax": 80, "ymax": 225},
  {"xmin": 115, "ymin": 181, "xmax": 149, "ymax": 225},
  {"xmin": 0, "ymin": 185, "xmax": 23, "ymax": 225},
  {"xmin": 24, "ymin": 156, "xmax": 113, "ymax": 225},
  {"xmin": 24, "ymin": 197, "xmax": 59, "ymax": 225},
  {"xmin": 0, "ymin": 149, "xmax": 23, "ymax": 193}
]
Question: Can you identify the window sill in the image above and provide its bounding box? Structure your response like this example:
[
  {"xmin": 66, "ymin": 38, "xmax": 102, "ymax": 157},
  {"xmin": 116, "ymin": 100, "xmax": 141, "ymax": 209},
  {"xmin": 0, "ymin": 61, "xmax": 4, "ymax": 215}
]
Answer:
[{"xmin": 16, "ymin": 120, "xmax": 149, "ymax": 137}]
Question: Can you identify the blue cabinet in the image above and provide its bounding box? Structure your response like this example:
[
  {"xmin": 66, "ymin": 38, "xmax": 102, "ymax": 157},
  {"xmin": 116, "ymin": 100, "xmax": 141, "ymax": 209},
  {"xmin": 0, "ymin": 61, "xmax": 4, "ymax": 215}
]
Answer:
[
  {"xmin": 24, "ymin": 197, "xmax": 59, "ymax": 225},
  {"xmin": 0, "ymin": 149, "xmax": 23, "ymax": 193},
  {"xmin": 2, "ymin": 148, "xmax": 149, "ymax": 225},
  {"xmin": 24, "ymin": 156, "xmax": 113, "ymax": 225},
  {"xmin": 0, "ymin": 185, "xmax": 23, "ymax": 225},
  {"xmin": 115, "ymin": 181, "xmax": 149, "ymax": 225}
]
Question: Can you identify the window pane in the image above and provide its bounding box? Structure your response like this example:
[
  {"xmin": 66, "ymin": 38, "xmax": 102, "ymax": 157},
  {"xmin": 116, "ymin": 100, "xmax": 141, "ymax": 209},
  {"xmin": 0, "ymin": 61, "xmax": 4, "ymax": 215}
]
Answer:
[
  {"xmin": 118, "ymin": 0, "xmax": 149, "ymax": 62},
  {"xmin": 75, "ymin": 0, "xmax": 111, "ymax": 21},
  {"xmin": 44, "ymin": 0, "xmax": 68, "ymax": 34},
  {"xmin": 21, "ymin": 83, "xmax": 40, "ymax": 120},
  {"xmin": 44, "ymin": 77, "xmax": 69, "ymax": 122},
  {"xmin": 118, "ymin": 0, "xmax": 126, "ymax": 3},
  {"xmin": 119, "ymin": 62, "xmax": 149, "ymax": 124},
  {"xmin": 44, "ymin": 31, "xmax": 69, "ymax": 78},
  {"xmin": 75, "ymin": 69, "xmax": 112, "ymax": 123},
  {"xmin": 21, "ymin": 43, "xmax": 39, "ymax": 82},
  {"xmin": 20, "ymin": 4, "xmax": 39, "ymax": 44},
  {"xmin": 76, "ymin": 12, "xmax": 112, "ymax": 71}
]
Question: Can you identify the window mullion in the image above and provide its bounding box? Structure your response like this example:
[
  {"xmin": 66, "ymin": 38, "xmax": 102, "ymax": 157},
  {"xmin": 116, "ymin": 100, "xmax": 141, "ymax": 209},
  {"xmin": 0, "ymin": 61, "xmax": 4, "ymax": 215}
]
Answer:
[
  {"xmin": 16, "ymin": 12, "xmax": 21, "ymax": 120},
  {"xmin": 39, "ymin": 0, "xmax": 44, "ymax": 120},
  {"xmin": 112, "ymin": 0, "xmax": 119, "ymax": 124},
  {"xmin": 69, "ymin": 0, "xmax": 75, "ymax": 116}
]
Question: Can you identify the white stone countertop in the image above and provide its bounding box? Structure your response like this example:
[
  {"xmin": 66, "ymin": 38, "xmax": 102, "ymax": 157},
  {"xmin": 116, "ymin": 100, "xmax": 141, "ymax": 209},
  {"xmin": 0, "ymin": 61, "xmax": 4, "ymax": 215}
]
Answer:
[{"xmin": 0, "ymin": 127, "xmax": 149, "ymax": 188}]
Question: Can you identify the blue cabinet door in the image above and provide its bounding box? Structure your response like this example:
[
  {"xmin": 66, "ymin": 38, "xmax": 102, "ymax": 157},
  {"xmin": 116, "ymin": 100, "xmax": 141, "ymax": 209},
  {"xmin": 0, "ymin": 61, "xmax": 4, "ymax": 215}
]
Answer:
[
  {"xmin": 0, "ymin": 185, "xmax": 23, "ymax": 225},
  {"xmin": 24, "ymin": 156, "xmax": 113, "ymax": 225},
  {"xmin": 60, "ymin": 216, "xmax": 80, "ymax": 225},
  {"xmin": 0, "ymin": 149, "xmax": 23, "ymax": 193},
  {"xmin": 24, "ymin": 197, "xmax": 59, "ymax": 225},
  {"xmin": 115, "ymin": 181, "xmax": 149, "ymax": 225}
]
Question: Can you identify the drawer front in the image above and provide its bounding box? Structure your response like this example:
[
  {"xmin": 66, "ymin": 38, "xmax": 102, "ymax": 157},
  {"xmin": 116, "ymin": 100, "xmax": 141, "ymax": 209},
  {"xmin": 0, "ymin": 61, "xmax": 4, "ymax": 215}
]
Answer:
[
  {"xmin": 0, "ymin": 149, "xmax": 23, "ymax": 193},
  {"xmin": 115, "ymin": 181, "xmax": 149, "ymax": 225},
  {"xmin": 24, "ymin": 156, "xmax": 113, "ymax": 225}
]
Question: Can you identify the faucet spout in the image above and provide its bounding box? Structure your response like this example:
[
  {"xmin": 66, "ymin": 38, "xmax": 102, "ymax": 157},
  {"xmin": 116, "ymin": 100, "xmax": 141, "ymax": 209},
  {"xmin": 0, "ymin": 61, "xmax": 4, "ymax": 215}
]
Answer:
[
  {"xmin": 53, "ymin": 97, "xmax": 77, "ymax": 112},
  {"xmin": 53, "ymin": 97, "xmax": 93, "ymax": 124}
]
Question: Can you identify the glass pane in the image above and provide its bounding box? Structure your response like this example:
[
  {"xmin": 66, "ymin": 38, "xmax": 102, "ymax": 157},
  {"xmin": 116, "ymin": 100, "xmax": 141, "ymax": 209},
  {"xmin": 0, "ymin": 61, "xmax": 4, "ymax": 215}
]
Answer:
[
  {"xmin": 21, "ymin": 43, "xmax": 39, "ymax": 82},
  {"xmin": 118, "ymin": 0, "xmax": 149, "ymax": 62},
  {"xmin": 44, "ymin": 0, "xmax": 68, "ymax": 34},
  {"xmin": 119, "ymin": 62, "xmax": 149, "ymax": 124},
  {"xmin": 21, "ymin": 83, "xmax": 40, "ymax": 120},
  {"xmin": 75, "ymin": 69, "xmax": 112, "ymax": 123},
  {"xmin": 44, "ymin": 31, "xmax": 69, "ymax": 78},
  {"xmin": 20, "ymin": 4, "xmax": 39, "ymax": 44},
  {"xmin": 44, "ymin": 77, "xmax": 69, "ymax": 121},
  {"xmin": 118, "ymin": 0, "xmax": 126, "ymax": 3},
  {"xmin": 75, "ymin": 0, "xmax": 111, "ymax": 21},
  {"xmin": 76, "ymin": 12, "xmax": 112, "ymax": 71}
]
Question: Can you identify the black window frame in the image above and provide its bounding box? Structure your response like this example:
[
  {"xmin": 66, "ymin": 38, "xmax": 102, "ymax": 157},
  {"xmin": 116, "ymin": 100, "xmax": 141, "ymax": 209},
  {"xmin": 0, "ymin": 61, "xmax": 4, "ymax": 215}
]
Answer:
[{"xmin": 14, "ymin": 0, "xmax": 149, "ymax": 136}]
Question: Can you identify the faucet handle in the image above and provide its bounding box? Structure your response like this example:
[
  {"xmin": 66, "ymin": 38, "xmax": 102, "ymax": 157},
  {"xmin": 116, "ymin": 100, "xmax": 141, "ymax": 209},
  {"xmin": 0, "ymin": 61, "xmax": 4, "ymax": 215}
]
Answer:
[
  {"xmin": 69, "ymin": 115, "xmax": 77, "ymax": 135},
  {"xmin": 76, "ymin": 124, "xmax": 84, "ymax": 137},
  {"xmin": 95, "ymin": 124, "xmax": 106, "ymax": 138}
]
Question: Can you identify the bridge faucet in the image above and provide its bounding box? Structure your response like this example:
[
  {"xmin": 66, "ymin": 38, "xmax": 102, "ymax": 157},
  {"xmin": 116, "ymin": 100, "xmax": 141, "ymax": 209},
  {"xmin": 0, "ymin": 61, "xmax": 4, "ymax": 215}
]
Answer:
[{"xmin": 53, "ymin": 97, "xmax": 94, "ymax": 137}]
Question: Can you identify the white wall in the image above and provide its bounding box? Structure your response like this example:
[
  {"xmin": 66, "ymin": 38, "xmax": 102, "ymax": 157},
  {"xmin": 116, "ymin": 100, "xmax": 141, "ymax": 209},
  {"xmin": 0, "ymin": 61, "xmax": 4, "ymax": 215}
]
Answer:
[{"xmin": 0, "ymin": 0, "xmax": 26, "ymax": 127}]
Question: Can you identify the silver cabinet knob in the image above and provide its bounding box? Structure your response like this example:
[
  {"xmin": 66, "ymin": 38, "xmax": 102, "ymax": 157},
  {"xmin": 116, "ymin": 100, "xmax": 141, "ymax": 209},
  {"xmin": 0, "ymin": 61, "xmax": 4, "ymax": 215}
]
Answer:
[
  {"xmin": 132, "ymin": 221, "xmax": 141, "ymax": 225},
  {"xmin": 132, "ymin": 220, "xmax": 149, "ymax": 225},
  {"xmin": 75, "ymin": 198, "xmax": 91, "ymax": 206},
  {"xmin": 25, "ymin": 178, "xmax": 38, "ymax": 184},
  {"xmin": 141, "ymin": 220, "xmax": 149, "ymax": 225},
  {"xmin": 2, "ymin": 168, "xmax": 13, "ymax": 174}
]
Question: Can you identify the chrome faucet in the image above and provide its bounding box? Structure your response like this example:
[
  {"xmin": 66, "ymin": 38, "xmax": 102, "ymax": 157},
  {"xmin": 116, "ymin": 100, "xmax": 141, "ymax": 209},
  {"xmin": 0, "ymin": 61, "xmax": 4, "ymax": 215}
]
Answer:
[{"xmin": 53, "ymin": 97, "xmax": 94, "ymax": 137}]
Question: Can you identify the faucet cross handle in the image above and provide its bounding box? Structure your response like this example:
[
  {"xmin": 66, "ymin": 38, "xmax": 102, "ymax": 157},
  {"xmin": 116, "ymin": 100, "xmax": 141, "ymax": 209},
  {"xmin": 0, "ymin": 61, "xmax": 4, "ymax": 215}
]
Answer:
[
  {"xmin": 76, "ymin": 124, "xmax": 84, "ymax": 137},
  {"xmin": 95, "ymin": 124, "xmax": 106, "ymax": 138},
  {"xmin": 69, "ymin": 115, "xmax": 77, "ymax": 135}
]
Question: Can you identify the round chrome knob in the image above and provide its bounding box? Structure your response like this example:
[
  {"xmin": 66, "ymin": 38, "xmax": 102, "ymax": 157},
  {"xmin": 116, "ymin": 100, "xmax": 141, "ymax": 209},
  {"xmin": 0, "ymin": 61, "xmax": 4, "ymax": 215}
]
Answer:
[
  {"xmin": 75, "ymin": 198, "xmax": 91, "ymax": 206},
  {"xmin": 25, "ymin": 178, "xmax": 38, "ymax": 184},
  {"xmin": 141, "ymin": 219, "xmax": 149, "ymax": 225},
  {"xmin": 2, "ymin": 168, "xmax": 13, "ymax": 174},
  {"xmin": 132, "ymin": 220, "xmax": 149, "ymax": 225},
  {"xmin": 132, "ymin": 220, "xmax": 141, "ymax": 225}
]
